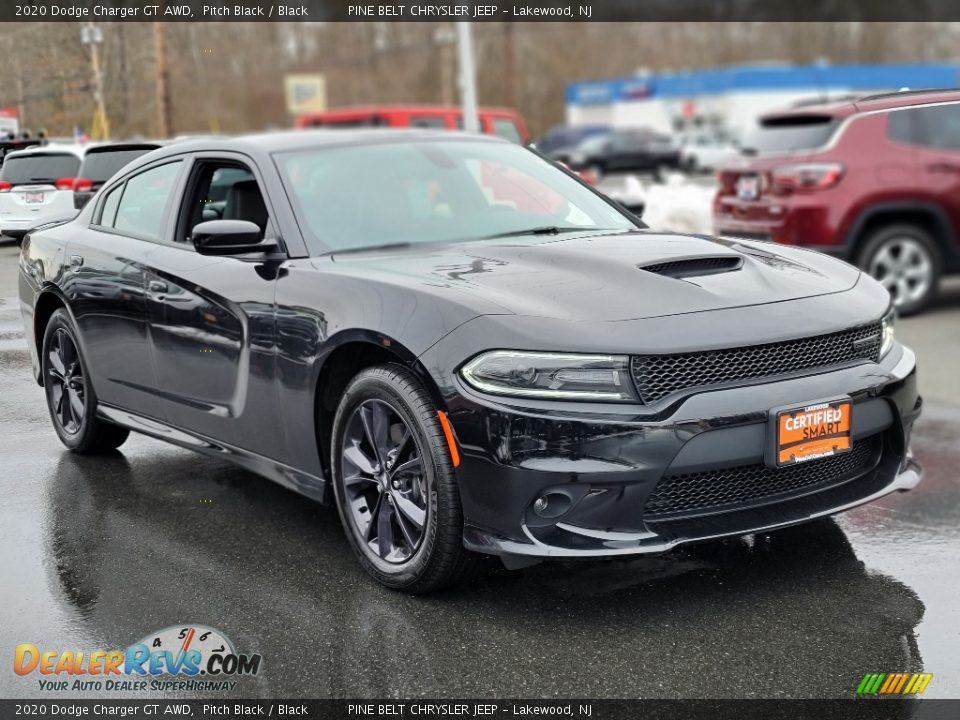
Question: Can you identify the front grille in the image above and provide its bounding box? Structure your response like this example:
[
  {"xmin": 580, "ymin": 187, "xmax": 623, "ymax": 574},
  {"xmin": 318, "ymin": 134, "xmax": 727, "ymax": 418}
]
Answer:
[
  {"xmin": 644, "ymin": 434, "xmax": 883, "ymax": 519},
  {"xmin": 631, "ymin": 322, "xmax": 882, "ymax": 404}
]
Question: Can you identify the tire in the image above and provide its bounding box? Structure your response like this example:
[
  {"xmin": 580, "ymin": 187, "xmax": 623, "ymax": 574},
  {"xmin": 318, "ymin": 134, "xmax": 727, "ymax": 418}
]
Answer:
[
  {"xmin": 857, "ymin": 224, "xmax": 942, "ymax": 316},
  {"xmin": 41, "ymin": 308, "xmax": 129, "ymax": 454},
  {"xmin": 330, "ymin": 364, "xmax": 481, "ymax": 593}
]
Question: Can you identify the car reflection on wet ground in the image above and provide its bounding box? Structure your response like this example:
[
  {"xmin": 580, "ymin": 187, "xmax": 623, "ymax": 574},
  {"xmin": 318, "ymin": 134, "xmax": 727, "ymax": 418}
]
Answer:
[{"xmin": 0, "ymin": 242, "xmax": 957, "ymax": 699}]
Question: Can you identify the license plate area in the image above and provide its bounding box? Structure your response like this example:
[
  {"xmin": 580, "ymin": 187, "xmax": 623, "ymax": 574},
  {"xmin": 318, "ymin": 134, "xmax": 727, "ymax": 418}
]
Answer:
[
  {"xmin": 767, "ymin": 398, "xmax": 852, "ymax": 467},
  {"xmin": 736, "ymin": 174, "xmax": 760, "ymax": 201},
  {"xmin": 24, "ymin": 191, "xmax": 44, "ymax": 204}
]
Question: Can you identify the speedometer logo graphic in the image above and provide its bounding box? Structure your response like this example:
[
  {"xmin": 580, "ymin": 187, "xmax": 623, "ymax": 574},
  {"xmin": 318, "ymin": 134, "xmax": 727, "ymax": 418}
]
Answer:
[{"xmin": 136, "ymin": 624, "xmax": 235, "ymax": 673}]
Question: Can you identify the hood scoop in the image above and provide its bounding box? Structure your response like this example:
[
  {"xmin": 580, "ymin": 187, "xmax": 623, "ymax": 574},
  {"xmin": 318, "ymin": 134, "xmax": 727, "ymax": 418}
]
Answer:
[{"xmin": 639, "ymin": 255, "xmax": 743, "ymax": 279}]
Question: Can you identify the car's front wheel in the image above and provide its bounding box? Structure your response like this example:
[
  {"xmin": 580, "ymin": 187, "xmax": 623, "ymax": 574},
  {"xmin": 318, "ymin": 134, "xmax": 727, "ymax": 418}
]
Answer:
[
  {"xmin": 41, "ymin": 308, "xmax": 129, "ymax": 453},
  {"xmin": 858, "ymin": 224, "xmax": 941, "ymax": 316},
  {"xmin": 330, "ymin": 365, "xmax": 481, "ymax": 593}
]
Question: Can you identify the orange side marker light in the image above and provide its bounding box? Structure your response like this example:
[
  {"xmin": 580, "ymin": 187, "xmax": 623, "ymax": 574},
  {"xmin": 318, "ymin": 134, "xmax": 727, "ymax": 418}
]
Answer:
[{"xmin": 437, "ymin": 410, "xmax": 461, "ymax": 467}]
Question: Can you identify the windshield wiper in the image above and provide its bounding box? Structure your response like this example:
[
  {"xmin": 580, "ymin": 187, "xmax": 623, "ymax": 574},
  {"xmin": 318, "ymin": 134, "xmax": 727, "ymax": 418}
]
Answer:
[
  {"xmin": 483, "ymin": 226, "xmax": 615, "ymax": 240},
  {"xmin": 329, "ymin": 241, "xmax": 413, "ymax": 256}
]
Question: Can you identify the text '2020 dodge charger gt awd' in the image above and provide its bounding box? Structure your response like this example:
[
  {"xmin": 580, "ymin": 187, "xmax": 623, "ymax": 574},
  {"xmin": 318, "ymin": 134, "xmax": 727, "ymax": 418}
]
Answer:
[{"xmin": 19, "ymin": 130, "xmax": 921, "ymax": 592}]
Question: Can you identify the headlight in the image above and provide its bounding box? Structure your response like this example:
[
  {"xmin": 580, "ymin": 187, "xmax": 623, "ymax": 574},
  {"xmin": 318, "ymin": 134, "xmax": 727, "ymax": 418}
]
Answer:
[
  {"xmin": 880, "ymin": 309, "xmax": 896, "ymax": 358},
  {"xmin": 460, "ymin": 351, "xmax": 636, "ymax": 401}
]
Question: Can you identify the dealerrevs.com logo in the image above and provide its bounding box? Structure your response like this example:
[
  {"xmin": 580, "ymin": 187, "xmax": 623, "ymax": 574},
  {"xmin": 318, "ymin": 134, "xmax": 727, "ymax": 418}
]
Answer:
[{"xmin": 14, "ymin": 624, "xmax": 262, "ymax": 693}]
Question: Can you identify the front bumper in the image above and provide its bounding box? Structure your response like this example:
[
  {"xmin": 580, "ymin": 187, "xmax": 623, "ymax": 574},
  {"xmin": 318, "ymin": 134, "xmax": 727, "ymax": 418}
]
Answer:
[{"xmin": 445, "ymin": 345, "xmax": 921, "ymax": 559}]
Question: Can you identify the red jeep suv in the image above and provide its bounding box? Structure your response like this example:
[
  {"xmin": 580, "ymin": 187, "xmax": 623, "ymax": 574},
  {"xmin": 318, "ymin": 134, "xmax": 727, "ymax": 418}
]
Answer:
[{"xmin": 714, "ymin": 89, "xmax": 960, "ymax": 315}]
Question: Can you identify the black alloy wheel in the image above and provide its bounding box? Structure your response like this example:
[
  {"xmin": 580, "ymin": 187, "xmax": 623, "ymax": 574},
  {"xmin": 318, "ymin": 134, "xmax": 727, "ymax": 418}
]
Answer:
[
  {"xmin": 331, "ymin": 365, "xmax": 482, "ymax": 593},
  {"xmin": 342, "ymin": 398, "xmax": 428, "ymax": 564},
  {"xmin": 41, "ymin": 308, "xmax": 129, "ymax": 453},
  {"xmin": 47, "ymin": 327, "xmax": 86, "ymax": 435}
]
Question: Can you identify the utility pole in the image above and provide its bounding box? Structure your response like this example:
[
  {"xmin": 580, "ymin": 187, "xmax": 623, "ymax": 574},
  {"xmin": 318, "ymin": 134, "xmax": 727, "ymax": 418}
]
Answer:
[
  {"xmin": 81, "ymin": 23, "xmax": 109, "ymax": 139},
  {"xmin": 433, "ymin": 24, "xmax": 456, "ymax": 105},
  {"xmin": 503, "ymin": 22, "xmax": 516, "ymax": 108},
  {"xmin": 153, "ymin": 22, "xmax": 173, "ymax": 137},
  {"xmin": 456, "ymin": 22, "xmax": 479, "ymax": 133}
]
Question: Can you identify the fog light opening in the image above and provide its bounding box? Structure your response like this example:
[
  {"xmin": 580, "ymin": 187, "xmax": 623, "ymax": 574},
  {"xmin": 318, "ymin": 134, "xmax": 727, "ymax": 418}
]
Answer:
[{"xmin": 531, "ymin": 492, "xmax": 573, "ymax": 519}]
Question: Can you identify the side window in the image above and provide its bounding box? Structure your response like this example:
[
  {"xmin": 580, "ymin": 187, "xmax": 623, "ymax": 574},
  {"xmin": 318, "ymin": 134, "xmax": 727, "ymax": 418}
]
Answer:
[
  {"xmin": 179, "ymin": 161, "xmax": 269, "ymax": 243},
  {"xmin": 113, "ymin": 162, "xmax": 182, "ymax": 240},
  {"xmin": 491, "ymin": 118, "xmax": 523, "ymax": 144},
  {"xmin": 98, "ymin": 183, "xmax": 123, "ymax": 228},
  {"xmin": 889, "ymin": 105, "xmax": 960, "ymax": 150}
]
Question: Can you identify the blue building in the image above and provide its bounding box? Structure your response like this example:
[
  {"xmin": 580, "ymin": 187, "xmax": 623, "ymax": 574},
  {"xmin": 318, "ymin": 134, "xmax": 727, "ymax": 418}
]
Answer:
[{"xmin": 565, "ymin": 62, "xmax": 960, "ymax": 135}]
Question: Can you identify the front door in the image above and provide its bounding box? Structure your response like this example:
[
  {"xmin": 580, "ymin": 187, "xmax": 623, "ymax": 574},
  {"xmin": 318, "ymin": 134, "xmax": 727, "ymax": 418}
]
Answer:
[{"xmin": 143, "ymin": 157, "xmax": 286, "ymax": 460}]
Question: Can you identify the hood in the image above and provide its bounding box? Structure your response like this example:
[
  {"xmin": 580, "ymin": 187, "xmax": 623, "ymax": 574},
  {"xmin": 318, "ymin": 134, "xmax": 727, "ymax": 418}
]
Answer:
[{"xmin": 326, "ymin": 230, "xmax": 861, "ymax": 322}]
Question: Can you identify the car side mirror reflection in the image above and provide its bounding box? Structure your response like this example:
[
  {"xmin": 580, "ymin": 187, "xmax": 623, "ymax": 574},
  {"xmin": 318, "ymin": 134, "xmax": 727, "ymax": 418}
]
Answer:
[{"xmin": 191, "ymin": 219, "xmax": 276, "ymax": 256}]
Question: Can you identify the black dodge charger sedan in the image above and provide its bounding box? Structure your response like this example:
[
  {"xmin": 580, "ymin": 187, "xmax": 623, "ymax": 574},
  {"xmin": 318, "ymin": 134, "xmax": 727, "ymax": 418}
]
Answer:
[{"xmin": 19, "ymin": 130, "xmax": 922, "ymax": 592}]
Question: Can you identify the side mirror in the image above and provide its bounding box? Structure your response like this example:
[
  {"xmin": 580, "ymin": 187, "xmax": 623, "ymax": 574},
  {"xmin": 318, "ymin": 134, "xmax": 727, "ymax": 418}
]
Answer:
[{"xmin": 191, "ymin": 219, "xmax": 276, "ymax": 256}]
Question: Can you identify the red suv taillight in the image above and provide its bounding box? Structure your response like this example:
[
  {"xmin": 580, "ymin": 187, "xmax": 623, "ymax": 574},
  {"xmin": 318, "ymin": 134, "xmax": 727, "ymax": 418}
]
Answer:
[
  {"xmin": 73, "ymin": 177, "xmax": 93, "ymax": 192},
  {"xmin": 55, "ymin": 177, "xmax": 77, "ymax": 191},
  {"xmin": 771, "ymin": 163, "xmax": 844, "ymax": 191},
  {"xmin": 0, "ymin": 180, "xmax": 11, "ymax": 192}
]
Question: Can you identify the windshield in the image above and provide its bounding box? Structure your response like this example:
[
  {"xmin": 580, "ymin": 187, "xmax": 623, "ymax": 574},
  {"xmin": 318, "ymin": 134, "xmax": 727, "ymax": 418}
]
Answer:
[
  {"xmin": 275, "ymin": 140, "xmax": 635, "ymax": 254},
  {"xmin": 79, "ymin": 147, "xmax": 157, "ymax": 184},
  {"xmin": 1, "ymin": 153, "xmax": 80, "ymax": 184},
  {"xmin": 740, "ymin": 115, "xmax": 839, "ymax": 154}
]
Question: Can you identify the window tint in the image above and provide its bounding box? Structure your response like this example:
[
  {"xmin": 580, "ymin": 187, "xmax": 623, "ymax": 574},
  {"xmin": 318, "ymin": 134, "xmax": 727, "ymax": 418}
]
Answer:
[
  {"xmin": 491, "ymin": 118, "xmax": 523, "ymax": 144},
  {"xmin": 741, "ymin": 115, "xmax": 839, "ymax": 154},
  {"xmin": 98, "ymin": 184, "xmax": 123, "ymax": 227},
  {"xmin": 79, "ymin": 146, "xmax": 158, "ymax": 184},
  {"xmin": 888, "ymin": 105, "xmax": 960, "ymax": 150},
  {"xmin": 113, "ymin": 162, "xmax": 181, "ymax": 240},
  {"xmin": 0, "ymin": 153, "xmax": 80, "ymax": 185}
]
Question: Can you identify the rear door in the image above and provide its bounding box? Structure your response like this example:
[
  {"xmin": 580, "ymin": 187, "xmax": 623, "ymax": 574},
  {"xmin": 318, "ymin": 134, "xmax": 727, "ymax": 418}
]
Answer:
[
  {"xmin": 62, "ymin": 159, "xmax": 184, "ymax": 416},
  {"xmin": 141, "ymin": 153, "xmax": 286, "ymax": 458},
  {"xmin": 889, "ymin": 103, "xmax": 960, "ymax": 243}
]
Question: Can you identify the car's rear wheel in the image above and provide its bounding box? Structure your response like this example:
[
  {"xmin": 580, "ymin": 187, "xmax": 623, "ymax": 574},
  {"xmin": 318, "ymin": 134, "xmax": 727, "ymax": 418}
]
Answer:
[
  {"xmin": 858, "ymin": 224, "xmax": 941, "ymax": 316},
  {"xmin": 41, "ymin": 308, "xmax": 129, "ymax": 453},
  {"xmin": 330, "ymin": 365, "xmax": 481, "ymax": 593}
]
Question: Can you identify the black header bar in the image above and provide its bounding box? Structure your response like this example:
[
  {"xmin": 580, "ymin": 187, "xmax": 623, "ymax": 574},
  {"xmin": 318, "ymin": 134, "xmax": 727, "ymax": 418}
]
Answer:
[
  {"xmin": 2, "ymin": 699, "xmax": 959, "ymax": 720},
  {"xmin": 6, "ymin": 0, "xmax": 960, "ymax": 22}
]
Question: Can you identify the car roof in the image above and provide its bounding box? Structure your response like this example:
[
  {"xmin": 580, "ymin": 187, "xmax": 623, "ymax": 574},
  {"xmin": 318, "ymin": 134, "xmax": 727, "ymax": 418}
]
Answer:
[
  {"xmin": 761, "ymin": 88, "xmax": 960, "ymax": 122},
  {"xmin": 143, "ymin": 128, "xmax": 508, "ymax": 158},
  {"xmin": 5, "ymin": 144, "xmax": 88, "ymax": 160}
]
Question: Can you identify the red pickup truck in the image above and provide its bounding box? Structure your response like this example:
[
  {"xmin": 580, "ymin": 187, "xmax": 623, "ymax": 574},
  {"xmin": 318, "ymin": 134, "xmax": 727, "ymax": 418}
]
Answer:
[{"xmin": 294, "ymin": 104, "xmax": 530, "ymax": 144}]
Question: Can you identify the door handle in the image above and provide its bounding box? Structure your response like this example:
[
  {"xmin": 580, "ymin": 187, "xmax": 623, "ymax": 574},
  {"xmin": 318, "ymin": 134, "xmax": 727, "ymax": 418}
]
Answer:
[
  {"xmin": 148, "ymin": 280, "xmax": 168, "ymax": 294},
  {"xmin": 69, "ymin": 255, "xmax": 83, "ymax": 268}
]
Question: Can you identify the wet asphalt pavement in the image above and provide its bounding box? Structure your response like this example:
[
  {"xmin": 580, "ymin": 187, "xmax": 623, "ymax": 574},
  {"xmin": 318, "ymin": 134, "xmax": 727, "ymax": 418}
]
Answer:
[{"xmin": 1, "ymin": 239, "xmax": 958, "ymax": 699}]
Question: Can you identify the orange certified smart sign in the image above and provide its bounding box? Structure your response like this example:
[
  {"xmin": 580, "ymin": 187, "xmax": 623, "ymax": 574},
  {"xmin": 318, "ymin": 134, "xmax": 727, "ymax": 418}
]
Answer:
[{"xmin": 776, "ymin": 399, "xmax": 852, "ymax": 466}]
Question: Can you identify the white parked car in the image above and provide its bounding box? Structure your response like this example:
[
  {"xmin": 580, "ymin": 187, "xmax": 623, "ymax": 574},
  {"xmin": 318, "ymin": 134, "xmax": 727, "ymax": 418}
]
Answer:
[
  {"xmin": 0, "ymin": 145, "xmax": 86, "ymax": 243},
  {"xmin": 679, "ymin": 132, "xmax": 740, "ymax": 173}
]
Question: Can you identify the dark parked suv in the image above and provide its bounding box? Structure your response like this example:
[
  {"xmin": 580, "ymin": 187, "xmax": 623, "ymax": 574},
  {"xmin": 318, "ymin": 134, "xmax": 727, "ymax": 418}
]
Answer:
[{"xmin": 714, "ymin": 89, "xmax": 960, "ymax": 315}]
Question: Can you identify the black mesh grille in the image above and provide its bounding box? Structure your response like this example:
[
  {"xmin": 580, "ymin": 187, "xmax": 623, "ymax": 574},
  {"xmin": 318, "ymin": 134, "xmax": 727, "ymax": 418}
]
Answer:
[
  {"xmin": 640, "ymin": 257, "xmax": 742, "ymax": 278},
  {"xmin": 644, "ymin": 435, "xmax": 883, "ymax": 519},
  {"xmin": 631, "ymin": 322, "xmax": 882, "ymax": 404}
]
